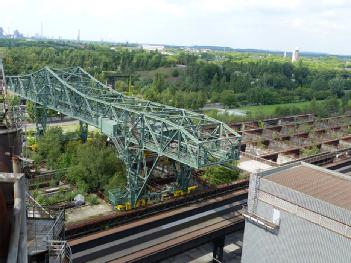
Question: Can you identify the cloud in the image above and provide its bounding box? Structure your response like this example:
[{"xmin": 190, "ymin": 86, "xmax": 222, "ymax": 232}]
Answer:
[{"xmin": 1, "ymin": 0, "xmax": 351, "ymax": 54}]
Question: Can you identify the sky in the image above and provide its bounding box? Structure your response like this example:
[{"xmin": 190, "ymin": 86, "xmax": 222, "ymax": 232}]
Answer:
[{"xmin": 1, "ymin": 0, "xmax": 351, "ymax": 55}]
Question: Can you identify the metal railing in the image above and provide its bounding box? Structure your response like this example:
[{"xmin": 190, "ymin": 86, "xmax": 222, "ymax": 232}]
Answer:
[
  {"xmin": 47, "ymin": 240, "xmax": 72, "ymax": 263},
  {"xmin": 26, "ymin": 191, "xmax": 54, "ymax": 218},
  {"xmin": 27, "ymin": 191, "xmax": 70, "ymax": 262},
  {"xmin": 44, "ymin": 211, "xmax": 70, "ymax": 262}
]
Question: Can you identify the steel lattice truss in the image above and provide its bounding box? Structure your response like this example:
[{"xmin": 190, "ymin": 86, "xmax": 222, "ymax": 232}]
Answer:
[{"xmin": 6, "ymin": 67, "xmax": 241, "ymax": 206}]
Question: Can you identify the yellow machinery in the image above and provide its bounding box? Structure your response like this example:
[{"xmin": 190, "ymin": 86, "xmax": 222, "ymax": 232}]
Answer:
[{"xmin": 115, "ymin": 199, "xmax": 147, "ymax": 211}]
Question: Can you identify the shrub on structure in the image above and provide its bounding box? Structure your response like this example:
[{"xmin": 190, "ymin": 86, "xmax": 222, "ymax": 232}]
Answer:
[
  {"xmin": 86, "ymin": 194, "xmax": 100, "ymax": 205},
  {"xmin": 27, "ymin": 127, "xmax": 127, "ymax": 194},
  {"xmin": 301, "ymin": 146, "xmax": 320, "ymax": 157},
  {"xmin": 201, "ymin": 166, "xmax": 242, "ymax": 185},
  {"xmin": 66, "ymin": 134, "xmax": 126, "ymax": 193},
  {"xmin": 35, "ymin": 127, "xmax": 64, "ymax": 169}
]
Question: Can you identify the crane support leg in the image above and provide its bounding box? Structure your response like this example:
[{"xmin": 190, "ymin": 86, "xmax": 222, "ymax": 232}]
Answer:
[
  {"xmin": 34, "ymin": 104, "xmax": 47, "ymax": 136},
  {"xmin": 173, "ymin": 161, "xmax": 193, "ymax": 191},
  {"xmin": 124, "ymin": 145, "xmax": 161, "ymax": 208}
]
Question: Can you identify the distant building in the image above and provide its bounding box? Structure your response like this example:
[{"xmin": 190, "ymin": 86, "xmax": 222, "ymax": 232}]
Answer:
[
  {"xmin": 141, "ymin": 44, "xmax": 165, "ymax": 51},
  {"xmin": 242, "ymin": 162, "xmax": 351, "ymax": 263},
  {"xmin": 291, "ymin": 47, "xmax": 300, "ymax": 62}
]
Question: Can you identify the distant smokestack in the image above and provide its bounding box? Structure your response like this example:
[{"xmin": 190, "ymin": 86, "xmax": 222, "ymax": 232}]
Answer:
[
  {"xmin": 77, "ymin": 29, "xmax": 80, "ymax": 41},
  {"xmin": 292, "ymin": 47, "xmax": 300, "ymax": 62}
]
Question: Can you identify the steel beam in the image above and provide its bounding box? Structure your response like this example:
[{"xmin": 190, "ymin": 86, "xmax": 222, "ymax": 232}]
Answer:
[{"xmin": 6, "ymin": 67, "xmax": 241, "ymax": 207}]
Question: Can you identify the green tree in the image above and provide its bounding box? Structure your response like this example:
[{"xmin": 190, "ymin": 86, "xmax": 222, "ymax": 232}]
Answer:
[
  {"xmin": 341, "ymin": 93, "xmax": 350, "ymax": 112},
  {"xmin": 211, "ymin": 73, "xmax": 220, "ymax": 90},
  {"xmin": 66, "ymin": 139, "xmax": 126, "ymax": 193},
  {"xmin": 220, "ymin": 90, "xmax": 236, "ymax": 107},
  {"xmin": 309, "ymin": 98, "xmax": 318, "ymax": 115},
  {"xmin": 201, "ymin": 167, "xmax": 241, "ymax": 185},
  {"xmin": 36, "ymin": 127, "xmax": 64, "ymax": 169},
  {"xmin": 329, "ymin": 77, "xmax": 346, "ymax": 97},
  {"xmin": 325, "ymin": 96, "xmax": 340, "ymax": 114}
]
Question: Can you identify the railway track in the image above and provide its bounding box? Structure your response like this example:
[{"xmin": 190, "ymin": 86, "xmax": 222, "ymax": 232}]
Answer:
[
  {"xmin": 110, "ymin": 213, "xmax": 244, "ymax": 263},
  {"xmin": 65, "ymin": 178, "xmax": 249, "ymax": 239},
  {"xmin": 69, "ymin": 187, "xmax": 247, "ymax": 262}
]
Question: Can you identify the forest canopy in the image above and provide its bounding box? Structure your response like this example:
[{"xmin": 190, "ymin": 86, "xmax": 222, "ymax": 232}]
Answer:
[{"xmin": 2, "ymin": 39, "xmax": 351, "ymax": 111}]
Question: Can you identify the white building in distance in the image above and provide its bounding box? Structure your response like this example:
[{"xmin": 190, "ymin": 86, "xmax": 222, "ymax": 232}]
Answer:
[
  {"xmin": 291, "ymin": 47, "xmax": 300, "ymax": 62},
  {"xmin": 141, "ymin": 44, "xmax": 165, "ymax": 51}
]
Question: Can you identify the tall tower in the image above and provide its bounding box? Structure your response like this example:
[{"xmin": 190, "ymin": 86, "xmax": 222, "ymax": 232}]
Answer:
[
  {"xmin": 292, "ymin": 47, "xmax": 300, "ymax": 62},
  {"xmin": 77, "ymin": 29, "xmax": 80, "ymax": 41}
]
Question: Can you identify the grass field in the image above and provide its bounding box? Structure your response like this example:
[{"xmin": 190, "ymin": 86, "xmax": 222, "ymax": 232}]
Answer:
[
  {"xmin": 240, "ymin": 101, "xmax": 313, "ymax": 117},
  {"xmin": 26, "ymin": 121, "xmax": 98, "ymax": 133},
  {"xmin": 205, "ymin": 100, "xmax": 324, "ymax": 123}
]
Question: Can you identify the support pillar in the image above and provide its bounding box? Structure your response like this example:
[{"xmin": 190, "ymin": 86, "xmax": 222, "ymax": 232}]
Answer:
[
  {"xmin": 175, "ymin": 162, "xmax": 193, "ymax": 191},
  {"xmin": 34, "ymin": 104, "xmax": 47, "ymax": 136},
  {"xmin": 212, "ymin": 235, "xmax": 225, "ymax": 263}
]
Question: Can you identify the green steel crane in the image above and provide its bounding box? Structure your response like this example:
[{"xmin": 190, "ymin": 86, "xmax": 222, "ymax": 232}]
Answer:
[{"xmin": 5, "ymin": 67, "xmax": 241, "ymax": 207}]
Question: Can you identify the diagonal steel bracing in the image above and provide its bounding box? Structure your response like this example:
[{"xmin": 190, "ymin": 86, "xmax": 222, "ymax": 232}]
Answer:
[{"xmin": 5, "ymin": 67, "xmax": 241, "ymax": 206}]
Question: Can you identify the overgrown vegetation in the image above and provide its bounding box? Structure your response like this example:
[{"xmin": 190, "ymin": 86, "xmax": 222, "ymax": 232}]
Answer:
[
  {"xmin": 27, "ymin": 127, "xmax": 126, "ymax": 195},
  {"xmin": 32, "ymin": 188, "xmax": 100, "ymax": 206},
  {"xmin": 4, "ymin": 39, "xmax": 351, "ymax": 200},
  {"xmin": 300, "ymin": 146, "xmax": 321, "ymax": 157},
  {"xmin": 206, "ymin": 96, "xmax": 349, "ymax": 124},
  {"xmin": 201, "ymin": 167, "xmax": 245, "ymax": 185},
  {"xmin": 2, "ymin": 39, "xmax": 351, "ymax": 111},
  {"xmin": 32, "ymin": 189, "xmax": 77, "ymax": 206}
]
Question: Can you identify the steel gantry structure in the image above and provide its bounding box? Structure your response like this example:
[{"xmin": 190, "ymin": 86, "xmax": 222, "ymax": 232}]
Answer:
[{"xmin": 5, "ymin": 67, "xmax": 241, "ymax": 207}]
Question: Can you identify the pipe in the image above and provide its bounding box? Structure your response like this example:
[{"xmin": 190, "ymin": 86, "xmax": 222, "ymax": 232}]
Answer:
[
  {"xmin": 7, "ymin": 177, "xmax": 23, "ymax": 263},
  {"xmin": 18, "ymin": 175, "xmax": 27, "ymax": 263},
  {"xmin": 7, "ymin": 158, "xmax": 27, "ymax": 263},
  {"xmin": 12, "ymin": 156, "xmax": 21, "ymax": 174},
  {"xmin": 0, "ymin": 190, "xmax": 10, "ymax": 262}
]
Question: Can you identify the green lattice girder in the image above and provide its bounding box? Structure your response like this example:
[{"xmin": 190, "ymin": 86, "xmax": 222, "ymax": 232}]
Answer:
[{"xmin": 6, "ymin": 67, "xmax": 241, "ymax": 170}]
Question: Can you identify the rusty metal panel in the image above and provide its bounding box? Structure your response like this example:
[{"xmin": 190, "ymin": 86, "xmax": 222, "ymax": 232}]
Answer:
[{"xmin": 0, "ymin": 128, "xmax": 22, "ymax": 172}]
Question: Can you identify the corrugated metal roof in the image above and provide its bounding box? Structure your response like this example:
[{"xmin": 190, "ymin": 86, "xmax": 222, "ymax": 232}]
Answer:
[{"xmin": 265, "ymin": 165, "xmax": 351, "ymax": 211}]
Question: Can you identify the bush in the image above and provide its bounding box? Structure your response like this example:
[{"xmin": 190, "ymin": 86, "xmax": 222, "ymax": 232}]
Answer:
[
  {"xmin": 86, "ymin": 194, "xmax": 99, "ymax": 205},
  {"xmin": 35, "ymin": 192, "xmax": 48, "ymax": 206},
  {"xmin": 274, "ymin": 105, "xmax": 303, "ymax": 116},
  {"xmin": 301, "ymin": 146, "xmax": 320, "ymax": 157},
  {"xmin": 66, "ymin": 136, "xmax": 126, "ymax": 193},
  {"xmin": 171, "ymin": 69, "xmax": 179, "ymax": 77},
  {"xmin": 201, "ymin": 167, "xmax": 241, "ymax": 185}
]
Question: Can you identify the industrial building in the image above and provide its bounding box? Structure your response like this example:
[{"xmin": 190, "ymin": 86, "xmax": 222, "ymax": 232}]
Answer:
[{"xmin": 242, "ymin": 162, "xmax": 351, "ymax": 263}]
